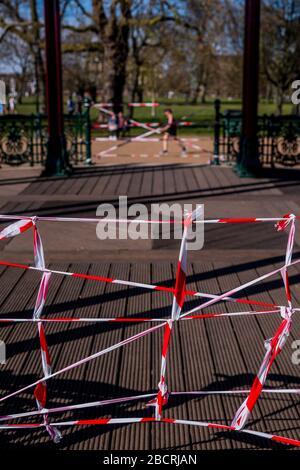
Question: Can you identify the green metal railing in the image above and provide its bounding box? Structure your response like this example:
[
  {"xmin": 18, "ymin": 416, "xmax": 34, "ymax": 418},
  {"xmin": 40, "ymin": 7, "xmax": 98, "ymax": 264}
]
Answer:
[
  {"xmin": 0, "ymin": 114, "xmax": 45, "ymax": 165},
  {"xmin": 2, "ymin": 99, "xmax": 299, "ymax": 168},
  {"xmin": 214, "ymin": 100, "xmax": 300, "ymax": 167},
  {"xmin": 0, "ymin": 106, "xmax": 91, "ymax": 166}
]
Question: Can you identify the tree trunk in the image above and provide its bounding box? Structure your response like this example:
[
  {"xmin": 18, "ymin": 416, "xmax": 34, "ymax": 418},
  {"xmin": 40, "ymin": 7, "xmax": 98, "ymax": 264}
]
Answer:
[
  {"xmin": 18, "ymin": 64, "xmax": 28, "ymax": 104},
  {"xmin": 190, "ymin": 84, "xmax": 200, "ymax": 104},
  {"xmin": 190, "ymin": 84, "xmax": 207, "ymax": 105},
  {"xmin": 275, "ymin": 88, "xmax": 284, "ymax": 115},
  {"xmin": 130, "ymin": 66, "xmax": 143, "ymax": 108},
  {"xmin": 137, "ymin": 85, "xmax": 143, "ymax": 102},
  {"xmin": 292, "ymin": 103, "xmax": 300, "ymax": 115},
  {"xmin": 30, "ymin": 0, "xmax": 45, "ymax": 110},
  {"xmin": 199, "ymin": 84, "xmax": 207, "ymax": 104},
  {"xmin": 130, "ymin": 69, "xmax": 139, "ymax": 117},
  {"xmin": 37, "ymin": 50, "xmax": 46, "ymax": 109},
  {"xmin": 101, "ymin": 1, "xmax": 131, "ymax": 111}
]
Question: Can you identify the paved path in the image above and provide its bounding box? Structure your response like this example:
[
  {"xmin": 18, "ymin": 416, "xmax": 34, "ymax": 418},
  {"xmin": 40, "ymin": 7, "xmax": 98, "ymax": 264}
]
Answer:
[
  {"xmin": 0, "ymin": 163, "xmax": 300, "ymax": 450},
  {"xmin": 92, "ymin": 136, "xmax": 213, "ymax": 166}
]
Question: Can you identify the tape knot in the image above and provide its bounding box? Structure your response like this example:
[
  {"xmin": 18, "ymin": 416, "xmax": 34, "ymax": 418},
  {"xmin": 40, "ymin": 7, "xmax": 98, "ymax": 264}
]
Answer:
[
  {"xmin": 280, "ymin": 306, "xmax": 293, "ymax": 319},
  {"xmin": 275, "ymin": 214, "xmax": 295, "ymax": 232}
]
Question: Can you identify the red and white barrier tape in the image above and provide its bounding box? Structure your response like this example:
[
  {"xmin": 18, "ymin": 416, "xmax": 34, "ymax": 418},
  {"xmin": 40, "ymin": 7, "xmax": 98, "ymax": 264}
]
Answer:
[
  {"xmin": 180, "ymin": 258, "xmax": 300, "ymax": 319},
  {"xmin": 147, "ymin": 320, "xmax": 172, "ymax": 418},
  {"xmin": 32, "ymin": 221, "xmax": 62, "ymax": 442},
  {"xmin": 153, "ymin": 206, "xmax": 192, "ymax": 415},
  {"xmin": 231, "ymin": 214, "xmax": 296, "ymax": 430},
  {"xmin": 0, "ymin": 212, "xmax": 299, "ymax": 447},
  {"xmin": 0, "ymin": 218, "xmax": 33, "ymax": 239},
  {"xmin": 126, "ymin": 118, "xmax": 200, "ymax": 150},
  {"xmin": 279, "ymin": 214, "xmax": 295, "ymax": 308},
  {"xmin": 0, "ymin": 393, "xmax": 156, "ymax": 422},
  {"xmin": 232, "ymin": 309, "xmax": 292, "ymax": 430},
  {"xmin": 95, "ymin": 103, "xmax": 159, "ymax": 108},
  {"xmin": 0, "ymin": 417, "xmax": 299, "ymax": 448},
  {"xmin": 150, "ymin": 206, "xmax": 206, "ymax": 418},
  {"xmin": 1, "ymin": 214, "xmax": 300, "ymax": 224},
  {"xmin": 94, "ymin": 108, "xmax": 163, "ymax": 156},
  {"xmin": 93, "ymin": 122, "xmax": 161, "ymax": 129},
  {"xmin": 128, "ymin": 103, "xmax": 159, "ymax": 107},
  {"xmin": 1, "ymin": 387, "xmax": 299, "ymax": 423},
  {"xmin": 0, "ymin": 309, "xmax": 282, "ymax": 324},
  {"xmin": 0, "ymin": 260, "xmax": 280, "ymax": 309},
  {"xmin": 171, "ymin": 208, "xmax": 203, "ymax": 321}
]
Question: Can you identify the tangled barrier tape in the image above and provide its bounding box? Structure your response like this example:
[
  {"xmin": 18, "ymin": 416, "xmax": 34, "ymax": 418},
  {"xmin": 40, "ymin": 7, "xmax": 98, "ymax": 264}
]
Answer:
[
  {"xmin": 94, "ymin": 105, "xmax": 202, "ymax": 156},
  {"xmin": 0, "ymin": 212, "xmax": 300, "ymax": 447}
]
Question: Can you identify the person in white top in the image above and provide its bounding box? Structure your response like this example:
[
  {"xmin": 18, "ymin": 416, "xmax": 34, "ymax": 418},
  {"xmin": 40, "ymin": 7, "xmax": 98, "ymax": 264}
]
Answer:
[{"xmin": 8, "ymin": 95, "xmax": 15, "ymax": 113}]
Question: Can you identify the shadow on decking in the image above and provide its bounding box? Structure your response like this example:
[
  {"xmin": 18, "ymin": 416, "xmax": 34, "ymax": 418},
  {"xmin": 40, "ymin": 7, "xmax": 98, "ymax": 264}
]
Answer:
[
  {"xmin": 1, "ymin": 166, "xmax": 300, "ymax": 219},
  {"xmin": 0, "ymin": 371, "xmax": 299, "ymax": 449}
]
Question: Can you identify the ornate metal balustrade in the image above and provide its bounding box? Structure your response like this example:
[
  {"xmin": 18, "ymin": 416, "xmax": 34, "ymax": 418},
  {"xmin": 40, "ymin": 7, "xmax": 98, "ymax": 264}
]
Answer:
[
  {"xmin": 0, "ymin": 110, "xmax": 91, "ymax": 166},
  {"xmin": 0, "ymin": 114, "xmax": 45, "ymax": 166},
  {"xmin": 257, "ymin": 115, "xmax": 300, "ymax": 167},
  {"xmin": 214, "ymin": 101, "xmax": 300, "ymax": 167}
]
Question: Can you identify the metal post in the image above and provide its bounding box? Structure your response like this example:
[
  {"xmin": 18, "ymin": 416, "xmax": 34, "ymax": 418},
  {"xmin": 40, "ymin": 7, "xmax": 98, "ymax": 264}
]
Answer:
[
  {"xmin": 84, "ymin": 97, "xmax": 92, "ymax": 165},
  {"xmin": 34, "ymin": 51, "xmax": 39, "ymax": 114},
  {"xmin": 237, "ymin": 0, "xmax": 261, "ymax": 176},
  {"xmin": 43, "ymin": 0, "xmax": 68, "ymax": 176},
  {"xmin": 213, "ymin": 99, "xmax": 221, "ymax": 165}
]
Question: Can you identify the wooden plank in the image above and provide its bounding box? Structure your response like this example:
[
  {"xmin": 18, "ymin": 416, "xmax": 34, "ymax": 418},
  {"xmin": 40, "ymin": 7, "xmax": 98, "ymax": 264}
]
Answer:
[
  {"xmin": 101, "ymin": 170, "xmax": 125, "ymax": 197},
  {"xmin": 109, "ymin": 263, "xmax": 152, "ymax": 451},
  {"xmin": 191, "ymin": 166, "xmax": 211, "ymax": 192},
  {"xmin": 190, "ymin": 261, "xmax": 256, "ymax": 449},
  {"xmin": 139, "ymin": 168, "xmax": 153, "ymax": 197},
  {"xmin": 127, "ymin": 169, "xmax": 144, "ymax": 197},
  {"xmin": 151, "ymin": 167, "xmax": 164, "ymax": 199},
  {"xmin": 90, "ymin": 174, "xmax": 111, "ymax": 196},
  {"xmin": 181, "ymin": 167, "xmax": 199, "ymax": 193}
]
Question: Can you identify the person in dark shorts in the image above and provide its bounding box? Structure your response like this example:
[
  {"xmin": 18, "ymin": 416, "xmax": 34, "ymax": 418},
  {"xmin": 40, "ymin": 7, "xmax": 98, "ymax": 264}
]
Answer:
[
  {"xmin": 160, "ymin": 109, "xmax": 187, "ymax": 156},
  {"xmin": 117, "ymin": 111, "xmax": 128, "ymax": 138}
]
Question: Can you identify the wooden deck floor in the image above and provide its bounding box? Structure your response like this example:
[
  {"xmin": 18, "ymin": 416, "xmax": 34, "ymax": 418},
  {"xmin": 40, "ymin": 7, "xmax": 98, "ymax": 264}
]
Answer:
[{"xmin": 0, "ymin": 164, "xmax": 300, "ymax": 449}]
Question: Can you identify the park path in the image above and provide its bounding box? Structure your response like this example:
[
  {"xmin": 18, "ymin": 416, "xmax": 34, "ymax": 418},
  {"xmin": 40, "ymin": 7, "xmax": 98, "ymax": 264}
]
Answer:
[
  {"xmin": 91, "ymin": 136, "xmax": 213, "ymax": 165},
  {"xmin": 0, "ymin": 162, "xmax": 300, "ymax": 450}
]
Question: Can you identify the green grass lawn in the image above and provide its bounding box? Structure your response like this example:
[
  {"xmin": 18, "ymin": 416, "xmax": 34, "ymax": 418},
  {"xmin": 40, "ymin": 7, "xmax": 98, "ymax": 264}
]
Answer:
[{"xmin": 14, "ymin": 96, "xmax": 294, "ymax": 137}]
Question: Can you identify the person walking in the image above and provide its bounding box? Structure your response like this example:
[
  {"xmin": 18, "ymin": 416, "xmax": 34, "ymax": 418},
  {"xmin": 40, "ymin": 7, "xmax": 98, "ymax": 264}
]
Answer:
[
  {"xmin": 8, "ymin": 95, "xmax": 15, "ymax": 113},
  {"xmin": 108, "ymin": 112, "xmax": 118, "ymax": 140},
  {"xmin": 117, "ymin": 111, "xmax": 128, "ymax": 138},
  {"xmin": 67, "ymin": 95, "xmax": 75, "ymax": 114},
  {"xmin": 160, "ymin": 109, "xmax": 187, "ymax": 156},
  {"xmin": 76, "ymin": 94, "xmax": 83, "ymax": 113}
]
